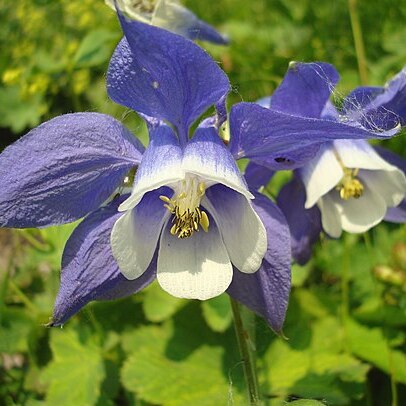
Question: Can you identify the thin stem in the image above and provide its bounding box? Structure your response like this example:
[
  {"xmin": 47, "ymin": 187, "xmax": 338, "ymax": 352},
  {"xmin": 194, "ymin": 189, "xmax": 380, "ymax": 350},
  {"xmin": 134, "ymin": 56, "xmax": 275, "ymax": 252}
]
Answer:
[
  {"xmin": 229, "ymin": 297, "xmax": 261, "ymax": 405},
  {"xmin": 348, "ymin": 0, "xmax": 369, "ymax": 85},
  {"xmin": 8, "ymin": 279, "xmax": 39, "ymax": 315}
]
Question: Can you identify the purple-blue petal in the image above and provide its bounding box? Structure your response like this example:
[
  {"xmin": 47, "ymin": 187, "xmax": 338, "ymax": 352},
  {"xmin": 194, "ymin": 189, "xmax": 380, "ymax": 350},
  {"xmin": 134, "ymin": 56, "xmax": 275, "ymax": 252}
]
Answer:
[
  {"xmin": 0, "ymin": 113, "xmax": 143, "ymax": 228},
  {"xmin": 215, "ymin": 95, "xmax": 228, "ymax": 129},
  {"xmin": 107, "ymin": 15, "xmax": 230, "ymax": 144},
  {"xmin": 227, "ymin": 192, "xmax": 291, "ymax": 334},
  {"xmin": 385, "ymin": 200, "xmax": 406, "ymax": 223},
  {"xmin": 271, "ymin": 62, "xmax": 339, "ymax": 118},
  {"xmin": 244, "ymin": 162, "xmax": 274, "ymax": 191},
  {"xmin": 343, "ymin": 86, "xmax": 384, "ymax": 113},
  {"xmin": 321, "ymin": 100, "xmax": 339, "ymax": 121},
  {"xmin": 374, "ymin": 145, "xmax": 406, "ymax": 173},
  {"xmin": 345, "ymin": 68, "xmax": 406, "ymax": 130},
  {"xmin": 180, "ymin": 11, "xmax": 229, "ymax": 45},
  {"xmin": 373, "ymin": 68, "xmax": 406, "ymax": 126},
  {"xmin": 277, "ymin": 177, "xmax": 322, "ymax": 265},
  {"xmin": 51, "ymin": 196, "xmax": 156, "ymax": 326},
  {"xmin": 229, "ymin": 102, "xmax": 397, "ymax": 170}
]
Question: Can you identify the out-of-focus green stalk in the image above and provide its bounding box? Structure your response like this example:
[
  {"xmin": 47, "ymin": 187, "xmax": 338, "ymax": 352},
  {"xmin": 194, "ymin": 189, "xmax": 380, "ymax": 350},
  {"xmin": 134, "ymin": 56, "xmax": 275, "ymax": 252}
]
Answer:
[
  {"xmin": 363, "ymin": 232, "xmax": 398, "ymax": 406},
  {"xmin": 348, "ymin": 0, "xmax": 369, "ymax": 85},
  {"xmin": 340, "ymin": 234, "xmax": 350, "ymax": 351},
  {"xmin": 8, "ymin": 279, "xmax": 39, "ymax": 315},
  {"xmin": 230, "ymin": 298, "xmax": 262, "ymax": 405}
]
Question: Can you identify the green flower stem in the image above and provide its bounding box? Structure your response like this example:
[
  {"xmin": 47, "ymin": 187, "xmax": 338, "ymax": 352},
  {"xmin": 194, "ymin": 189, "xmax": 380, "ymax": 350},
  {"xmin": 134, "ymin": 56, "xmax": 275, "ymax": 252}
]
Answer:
[
  {"xmin": 348, "ymin": 0, "xmax": 369, "ymax": 85},
  {"xmin": 230, "ymin": 297, "xmax": 262, "ymax": 405}
]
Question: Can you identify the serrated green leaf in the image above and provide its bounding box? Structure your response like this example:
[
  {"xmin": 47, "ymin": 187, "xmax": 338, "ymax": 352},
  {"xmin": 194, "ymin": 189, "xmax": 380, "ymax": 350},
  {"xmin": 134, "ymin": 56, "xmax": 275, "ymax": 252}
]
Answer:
[
  {"xmin": 201, "ymin": 294, "xmax": 232, "ymax": 332},
  {"xmin": 121, "ymin": 304, "xmax": 245, "ymax": 405},
  {"xmin": 142, "ymin": 281, "xmax": 186, "ymax": 322},
  {"xmin": 41, "ymin": 327, "xmax": 105, "ymax": 406}
]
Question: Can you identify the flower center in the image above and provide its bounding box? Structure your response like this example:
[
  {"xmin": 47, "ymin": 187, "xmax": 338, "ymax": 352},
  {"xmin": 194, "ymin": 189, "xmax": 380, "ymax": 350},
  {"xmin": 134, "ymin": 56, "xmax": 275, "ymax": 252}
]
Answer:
[
  {"xmin": 159, "ymin": 177, "xmax": 210, "ymax": 239},
  {"xmin": 336, "ymin": 167, "xmax": 364, "ymax": 200},
  {"xmin": 129, "ymin": 0, "xmax": 157, "ymax": 13}
]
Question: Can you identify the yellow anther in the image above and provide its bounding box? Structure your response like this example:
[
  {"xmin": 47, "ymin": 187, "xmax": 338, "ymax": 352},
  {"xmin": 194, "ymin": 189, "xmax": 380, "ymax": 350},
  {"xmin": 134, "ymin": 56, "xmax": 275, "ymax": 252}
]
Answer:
[
  {"xmin": 159, "ymin": 195, "xmax": 172, "ymax": 204},
  {"xmin": 336, "ymin": 168, "xmax": 364, "ymax": 200},
  {"xmin": 200, "ymin": 211, "xmax": 209, "ymax": 232},
  {"xmin": 170, "ymin": 224, "xmax": 178, "ymax": 235},
  {"xmin": 160, "ymin": 177, "xmax": 209, "ymax": 238}
]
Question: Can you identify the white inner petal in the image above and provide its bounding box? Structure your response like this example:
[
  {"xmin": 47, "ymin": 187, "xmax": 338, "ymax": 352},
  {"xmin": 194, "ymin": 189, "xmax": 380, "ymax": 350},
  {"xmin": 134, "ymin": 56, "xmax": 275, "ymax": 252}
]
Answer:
[
  {"xmin": 202, "ymin": 189, "xmax": 267, "ymax": 274},
  {"xmin": 300, "ymin": 144, "xmax": 344, "ymax": 209},
  {"xmin": 333, "ymin": 139, "xmax": 395, "ymax": 171},
  {"xmin": 119, "ymin": 146, "xmax": 183, "ymax": 212},
  {"xmin": 182, "ymin": 137, "xmax": 253, "ymax": 201},
  {"xmin": 111, "ymin": 194, "xmax": 169, "ymax": 280},
  {"xmin": 318, "ymin": 194, "xmax": 342, "ymax": 238},
  {"xmin": 360, "ymin": 168, "xmax": 406, "ymax": 207},
  {"xmin": 328, "ymin": 183, "xmax": 387, "ymax": 234},
  {"xmin": 157, "ymin": 218, "xmax": 233, "ymax": 300}
]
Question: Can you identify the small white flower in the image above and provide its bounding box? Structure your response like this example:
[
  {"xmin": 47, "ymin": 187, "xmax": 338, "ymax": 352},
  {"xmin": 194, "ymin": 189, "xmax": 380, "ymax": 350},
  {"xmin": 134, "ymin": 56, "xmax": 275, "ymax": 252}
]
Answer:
[{"xmin": 300, "ymin": 139, "xmax": 406, "ymax": 238}]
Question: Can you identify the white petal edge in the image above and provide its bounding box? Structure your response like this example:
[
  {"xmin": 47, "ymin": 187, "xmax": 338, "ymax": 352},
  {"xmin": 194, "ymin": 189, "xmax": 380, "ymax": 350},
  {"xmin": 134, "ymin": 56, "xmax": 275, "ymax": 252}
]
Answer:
[
  {"xmin": 318, "ymin": 194, "xmax": 342, "ymax": 238},
  {"xmin": 333, "ymin": 139, "xmax": 396, "ymax": 171},
  {"xmin": 111, "ymin": 197, "xmax": 169, "ymax": 280},
  {"xmin": 119, "ymin": 134, "xmax": 184, "ymax": 212},
  {"xmin": 152, "ymin": 1, "xmax": 191, "ymax": 34},
  {"xmin": 202, "ymin": 190, "xmax": 267, "ymax": 274},
  {"xmin": 300, "ymin": 144, "xmax": 344, "ymax": 209},
  {"xmin": 182, "ymin": 133, "xmax": 254, "ymax": 201},
  {"xmin": 157, "ymin": 219, "xmax": 233, "ymax": 300},
  {"xmin": 360, "ymin": 168, "xmax": 406, "ymax": 207},
  {"xmin": 329, "ymin": 183, "xmax": 387, "ymax": 234}
]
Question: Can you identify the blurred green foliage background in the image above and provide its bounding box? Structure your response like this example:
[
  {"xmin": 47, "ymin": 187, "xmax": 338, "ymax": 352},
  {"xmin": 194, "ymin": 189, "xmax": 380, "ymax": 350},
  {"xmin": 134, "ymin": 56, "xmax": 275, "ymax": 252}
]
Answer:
[{"xmin": 0, "ymin": 0, "xmax": 405, "ymax": 405}]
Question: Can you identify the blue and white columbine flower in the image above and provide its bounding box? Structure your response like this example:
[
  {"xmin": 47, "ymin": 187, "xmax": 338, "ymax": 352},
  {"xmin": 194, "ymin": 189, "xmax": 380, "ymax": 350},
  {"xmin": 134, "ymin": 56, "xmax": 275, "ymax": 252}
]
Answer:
[
  {"xmin": 105, "ymin": 0, "xmax": 228, "ymax": 44},
  {"xmin": 300, "ymin": 138, "xmax": 406, "ymax": 238},
  {"xmin": 109, "ymin": 121, "xmax": 268, "ymax": 300},
  {"xmin": 0, "ymin": 13, "xmax": 290, "ymax": 333},
  {"xmin": 251, "ymin": 62, "xmax": 406, "ymax": 263}
]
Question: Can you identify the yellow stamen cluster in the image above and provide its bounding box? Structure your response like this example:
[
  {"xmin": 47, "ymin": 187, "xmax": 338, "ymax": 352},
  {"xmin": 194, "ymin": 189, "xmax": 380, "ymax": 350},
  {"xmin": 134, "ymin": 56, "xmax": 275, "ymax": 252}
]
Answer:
[
  {"xmin": 160, "ymin": 180, "xmax": 210, "ymax": 239},
  {"xmin": 336, "ymin": 168, "xmax": 364, "ymax": 200}
]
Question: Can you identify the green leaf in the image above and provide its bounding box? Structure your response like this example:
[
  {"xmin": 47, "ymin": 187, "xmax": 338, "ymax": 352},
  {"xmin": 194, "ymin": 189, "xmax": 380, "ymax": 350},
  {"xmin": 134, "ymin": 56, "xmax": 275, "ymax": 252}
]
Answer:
[
  {"xmin": 261, "ymin": 291, "xmax": 369, "ymax": 404},
  {"xmin": 142, "ymin": 281, "xmax": 186, "ymax": 322},
  {"xmin": 41, "ymin": 327, "xmax": 105, "ymax": 406},
  {"xmin": 288, "ymin": 400, "xmax": 326, "ymax": 405},
  {"xmin": 0, "ymin": 308, "xmax": 34, "ymax": 353},
  {"xmin": 0, "ymin": 86, "xmax": 46, "ymax": 133},
  {"xmin": 201, "ymin": 294, "xmax": 232, "ymax": 332},
  {"xmin": 347, "ymin": 319, "xmax": 406, "ymax": 384},
  {"xmin": 73, "ymin": 30, "xmax": 119, "ymax": 68},
  {"xmin": 291, "ymin": 262, "xmax": 312, "ymax": 287},
  {"xmin": 121, "ymin": 304, "xmax": 245, "ymax": 405}
]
